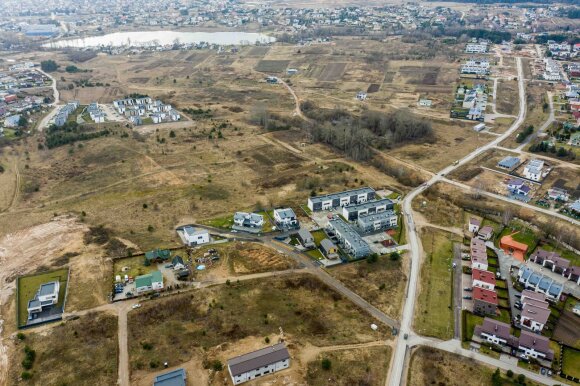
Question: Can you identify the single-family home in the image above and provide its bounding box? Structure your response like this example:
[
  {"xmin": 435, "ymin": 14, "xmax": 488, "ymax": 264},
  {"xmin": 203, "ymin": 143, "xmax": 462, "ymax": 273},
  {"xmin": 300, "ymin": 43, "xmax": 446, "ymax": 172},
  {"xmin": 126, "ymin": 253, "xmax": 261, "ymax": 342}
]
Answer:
[
  {"xmin": 517, "ymin": 331, "xmax": 554, "ymax": 362},
  {"xmin": 468, "ymin": 218, "xmax": 481, "ymax": 234},
  {"xmin": 297, "ymin": 228, "xmax": 315, "ymax": 249},
  {"xmin": 172, "ymin": 256, "xmax": 186, "ymax": 271},
  {"xmin": 356, "ymin": 91, "xmax": 367, "ymax": 101},
  {"xmin": 356, "ymin": 210, "xmax": 397, "ymax": 233},
  {"xmin": 273, "ymin": 208, "xmax": 299, "ymax": 229},
  {"xmin": 523, "ymin": 159, "xmax": 545, "ymax": 182},
  {"xmin": 27, "ymin": 281, "xmax": 60, "ymax": 319},
  {"xmin": 471, "ymin": 237, "xmax": 488, "ymax": 270},
  {"xmin": 517, "ymin": 266, "xmax": 564, "ymax": 301},
  {"xmin": 135, "ymin": 271, "xmax": 163, "ymax": 294},
  {"xmin": 497, "ymin": 156, "xmax": 521, "ymax": 171},
  {"xmin": 473, "ymin": 318, "xmax": 517, "ymax": 347},
  {"xmin": 547, "ymin": 187, "xmax": 569, "ymax": 202},
  {"xmin": 472, "ymin": 268, "xmax": 496, "ymax": 290},
  {"xmin": 320, "ymin": 238, "xmax": 339, "ymax": 259},
  {"xmin": 179, "ymin": 225, "xmax": 210, "ymax": 246},
  {"xmin": 154, "ymin": 368, "xmax": 187, "ymax": 386},
  {"xmin": 418, "ymin": 99, "xmax": 432, "ymax": 107},
  {"xmin": 477, "ymin": 226, "xmax": 494, "ymax": 241},
  {"xmin": 233, "ymin": 212, "xmax": 264, "ymax": 228},
  {"xmin": 328, "ymin": 218, "xmax": 371, "ymax": 259},
  {"xmin": 4, "ymin": 114, "xmax": 20, "ymax": 127},
  {"xmin": 307, "ymin": 187, "xmax": 375, "ymax": 212},
  {"xmin": 566, "ymin": 266, "xmax": 580, "ymax": 285},
  {"xmin": 145, "ymin": 249, "xmax": 172, "ymax": 264},
  {"xmin": 342, "ymin": 198, "xmax": 394, "ymax": 221},
  {"xmin": 520, "ymin": 298, "xmax": 550, "ymax": 333},
  {"xmin": 227, "ymin": 343, "xmax": 290, "ymax": 385},
  {"xmin": 500, "ymin": 234, "xmax": 528, "ymax": 262},
  {"xmin": 473, "ymin": 286, "xmax": 498, "ymax": 316}
]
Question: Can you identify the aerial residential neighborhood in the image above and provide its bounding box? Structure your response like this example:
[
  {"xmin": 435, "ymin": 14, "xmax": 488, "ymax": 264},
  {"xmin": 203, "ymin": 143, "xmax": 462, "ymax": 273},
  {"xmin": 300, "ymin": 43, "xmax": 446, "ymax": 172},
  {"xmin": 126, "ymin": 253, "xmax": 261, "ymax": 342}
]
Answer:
[{"xmin": 0, "ymin": 0, "xmax": 578, "ymax": 386}]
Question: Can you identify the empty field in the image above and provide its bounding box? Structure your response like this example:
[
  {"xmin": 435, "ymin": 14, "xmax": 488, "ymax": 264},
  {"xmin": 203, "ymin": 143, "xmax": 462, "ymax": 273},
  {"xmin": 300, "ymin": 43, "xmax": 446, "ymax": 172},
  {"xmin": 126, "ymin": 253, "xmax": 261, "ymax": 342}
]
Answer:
[
  {"xmin": 318, "ymin": 62, "xmax": 347, "ymax": 81},
  {"xmin": 8, "ymin": 312, "xmax": 117, "ymax": 386},
  {"xmin": 255, "ymin": 59, "xmax": 290, "ymax": 73},
  {"xmin": 414, "ymin": 228, "xmax": 458, "ymax": 340},
  {"xmin": 127, "ymin": 274, "xmax": 385, "ymax": 376},
  {"xmin": 329, "ymin": 254, "xmax": 407, "ymax": 319},
  {"xmin": 306, "ymin": 346, "xmax": 391, "ymax": 385}
]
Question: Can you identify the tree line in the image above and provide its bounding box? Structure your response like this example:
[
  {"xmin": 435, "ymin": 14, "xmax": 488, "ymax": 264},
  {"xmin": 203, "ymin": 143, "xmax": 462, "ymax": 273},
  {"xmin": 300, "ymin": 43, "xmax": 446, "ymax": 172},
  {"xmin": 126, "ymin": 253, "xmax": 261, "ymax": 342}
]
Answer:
[
  {"xmin": 44, "ymin": 121, "xmax": 109, "ymax": 149},
  {"xmin": 300, "ymin": 101, "xmax": 434, "ymax": 161}
]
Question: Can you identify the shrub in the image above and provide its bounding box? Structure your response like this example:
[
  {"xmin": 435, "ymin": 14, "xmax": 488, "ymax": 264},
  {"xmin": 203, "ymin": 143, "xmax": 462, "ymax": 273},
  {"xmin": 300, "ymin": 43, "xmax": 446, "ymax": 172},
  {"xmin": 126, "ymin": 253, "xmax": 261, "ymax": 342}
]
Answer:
[
  {"xmin": 321, "ymin": 358, "xmax": 332, "ymax": 370},
  {"xmin": 21, "ymin": 371, "xmax": 32, "ymax": 380},
  {"xmin": 212, "ymin": 360, "xmax": 223, "ymax": 371}
]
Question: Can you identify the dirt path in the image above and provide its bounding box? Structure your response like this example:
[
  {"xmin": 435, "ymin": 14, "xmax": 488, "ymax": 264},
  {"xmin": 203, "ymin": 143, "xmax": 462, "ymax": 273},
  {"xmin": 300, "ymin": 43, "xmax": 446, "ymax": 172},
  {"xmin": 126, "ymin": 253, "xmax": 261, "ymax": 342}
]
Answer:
[{"xmin": 298, "ymin": 340, "xmax": 390, "ymax": 365}]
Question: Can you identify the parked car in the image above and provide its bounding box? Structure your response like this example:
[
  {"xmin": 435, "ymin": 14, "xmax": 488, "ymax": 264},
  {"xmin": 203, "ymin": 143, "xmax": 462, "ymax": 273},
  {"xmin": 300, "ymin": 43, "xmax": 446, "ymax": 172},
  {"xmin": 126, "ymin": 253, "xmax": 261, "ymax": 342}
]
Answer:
[
  {"xmin": 463, "ymin": 296, "xmax": 472, "ymax": 300},
  {"xmin": 464, "ymin": 287, "xmax": 472, "ymax": 292},
  {"xmin": 515, "ymin": 293, "xmax": 522, "ymax": 298},
  {"xmin": 132, "ymin": 303, "xmax": 141, "ymax": 309}
]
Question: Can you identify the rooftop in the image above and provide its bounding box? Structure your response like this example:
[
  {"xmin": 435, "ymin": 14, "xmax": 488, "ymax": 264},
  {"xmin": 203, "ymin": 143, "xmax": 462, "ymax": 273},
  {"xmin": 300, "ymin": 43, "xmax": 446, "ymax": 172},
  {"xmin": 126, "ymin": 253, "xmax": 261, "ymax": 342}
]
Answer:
[
  {"xmin": 227, "ymin": 343, "xmax": 290, "ymax": 377},
  {"xmin": 274, "ymin": 208, "xmax": 296, "ymax": 219},
  {"xmin": 153, "ymin": 368, "xmax": 186, "ymax": 386},
  {"xmin": 308, "ymin": 187, "xmax": 375, "ymax": 205},
  {"xmin": 343, "ymin": 198, "xmax": 394, "ymax": 214},
  {"xmin": 472, "ymin": 268, "xmax": 496, "ymax": 286},
  {"xmin": 473, "ymin": 286, "xmax": 498, "ymax": 304}
]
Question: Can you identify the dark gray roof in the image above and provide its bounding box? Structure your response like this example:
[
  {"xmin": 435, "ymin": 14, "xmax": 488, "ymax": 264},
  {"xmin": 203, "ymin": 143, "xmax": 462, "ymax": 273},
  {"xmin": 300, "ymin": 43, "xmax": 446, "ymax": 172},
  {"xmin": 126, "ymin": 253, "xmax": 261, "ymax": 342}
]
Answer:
[
  {"xmin": 228, "ymin": 343, "xmax": 290, "ymax": 377},
  {"xmin": 343, "ymin": 198, "xmax": 393, "ymax": 215},
  {"xmin": 39, "ymin": 282, "xmax": 57, "ymax": 296},
  {"xmin": 320, "ymin": 238, "xmax": 335, "ymax": 252},
  {"xmin": 297, "ymin": 228, "xmax": 313, "ymax": 241},
  {"xmin": 308, "ymin": 187, "xmax": 374, "ymax": 205},
  {"xmin": 498, "ymin": 156, "xmax": 520, "ymax": 168}
]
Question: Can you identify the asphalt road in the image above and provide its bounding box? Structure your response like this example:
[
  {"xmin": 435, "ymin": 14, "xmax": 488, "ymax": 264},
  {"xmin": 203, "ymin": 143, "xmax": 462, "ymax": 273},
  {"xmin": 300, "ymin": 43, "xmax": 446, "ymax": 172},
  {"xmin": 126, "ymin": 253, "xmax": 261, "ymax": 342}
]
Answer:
[{"xmin": 387, "ymin": 57, "xmax": 528, "ymax": 386}]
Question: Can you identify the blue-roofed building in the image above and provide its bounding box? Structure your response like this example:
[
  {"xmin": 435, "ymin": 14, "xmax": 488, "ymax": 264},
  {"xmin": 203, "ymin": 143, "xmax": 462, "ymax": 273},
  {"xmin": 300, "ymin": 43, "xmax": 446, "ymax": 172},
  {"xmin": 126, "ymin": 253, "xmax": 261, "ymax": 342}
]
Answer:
[
  {"xmin": 527, "ymin": 272, "xmax": 542, "ymax": 288},
  {"xmin": 546, "ymin": 282, "xmax": 563, "ymax": 301},
  {"xmin": 24, "ymin": 24, "xmax": 59, "ymax": 37},
  {"xmin": 537, "ymin": 277, "xmax": 553, "ymax": 293},
  {"xmin": 518, "ymin": 266, "xmax": 533, "ymax": 282},
  {"xmin": 497, "ymin": 156, "xmax": 521, "ymax": 171},
  {"xmin": 153, "ymin": 368, "xmax": 186, "ymax": 386}
]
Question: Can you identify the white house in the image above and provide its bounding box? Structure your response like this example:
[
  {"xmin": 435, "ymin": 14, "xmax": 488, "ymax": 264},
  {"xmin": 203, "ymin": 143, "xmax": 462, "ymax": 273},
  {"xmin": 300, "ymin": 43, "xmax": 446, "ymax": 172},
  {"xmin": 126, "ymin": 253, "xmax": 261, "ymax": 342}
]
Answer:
[
  {"xmin": 273, "ymin": 208, "xmax": 298, "ymax": 228},
  {"xmin": 27, "ymin": 281, "xmax": 60, "ymax": 318},
  {"xmin": 135, "ymin": 271, "xmax": 163, "ymax": 294},
  {"xmin": 180, "ymin": 226, "xmax": 209, "ymax": 246},
  {"xmin": 228, "ymin": 343, "xmax": 290, "ymax": 385},
  {"xmin": 233, "ymin": 212, "xmax": 264, "ymax": 228},
  {"xmin": 418, "ymin": 99, "xmax": 432, "ymax": 107},
  {"xmin": 523, "ymin": 159, "xmax": 545, "ymax": 182},
  {"xmin": 468, "ymin": 218, "xmax": 481, "ymax": 233}
]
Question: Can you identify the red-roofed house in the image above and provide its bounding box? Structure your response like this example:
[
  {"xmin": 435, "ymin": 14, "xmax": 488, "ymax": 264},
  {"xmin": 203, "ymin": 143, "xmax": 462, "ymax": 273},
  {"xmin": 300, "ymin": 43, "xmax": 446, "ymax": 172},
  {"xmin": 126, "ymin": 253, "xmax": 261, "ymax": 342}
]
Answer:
[
  {"xmin": 472, "ymin": 268, "xmax": 496, "ymax": 290},
  {"xmin": 473, "ymin": 287, "xmax": 498, "ymax": 316},
  {"xmin": 500, "ymin": 234, "xmax": 528, "ymax": 262}
]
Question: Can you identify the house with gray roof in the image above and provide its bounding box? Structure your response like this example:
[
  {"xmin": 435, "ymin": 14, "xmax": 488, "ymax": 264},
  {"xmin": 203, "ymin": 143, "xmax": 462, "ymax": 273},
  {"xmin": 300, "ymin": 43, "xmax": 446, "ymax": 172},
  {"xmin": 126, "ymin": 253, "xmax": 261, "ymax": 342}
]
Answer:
[
  {"xmin": 273, "ymin": 208, "xmax": 298, "ymax": 229},
  {"xmin": 27, "ymin": 281, "xmax": 60, "ymax": 320},
  {"xmin": 523, "ymin": 159, "xmax": 545, "ymax": 182},
  {"xmin": 153, "ymin": 368, "xmax": 186, "ymax": 386},
  {"xmin": 328, "ymin": 218, "xmax": 371, "ymax": 258},
  {"xmin": 473, "ymin": 318, "xmax": 517, "ymax": 348},
  {"xmin": 530, "ymin": 249, "xmax": 570, "ymax": 275},
  {"xmin": 233, "ymin": 212, "xmax": 264, "ymax": 228},
  {"xmin": 342, "ymin": 198, "xmax": 394, "ymax": 221},
  {"xmin": 518, "ymin": 331, "xmax": 554, "ymax": 362},
  {"xmin": 307, "ymin": 187, "xmax": 375, "ymax": 212},
  {"xmin": 296, "ymin": 228, "xmax": 315, "ymax": 249},
  {"xmin": 497, "ymin": 156, "xmax": 521, "ymax": 171},
  {"xmin": 320, "ymin": 238, "xmax": 339, "ymax": 259},
  {"xmin": 177, "ymin": 225, "xmax": 209, "ymax": 246},
  {"xmin": 356, "ymin": 210, "xmax": 397, "ymax": 233},
  {"xmin": 227, "ymin": 343, "xmax": 290, "ymax": 385}
]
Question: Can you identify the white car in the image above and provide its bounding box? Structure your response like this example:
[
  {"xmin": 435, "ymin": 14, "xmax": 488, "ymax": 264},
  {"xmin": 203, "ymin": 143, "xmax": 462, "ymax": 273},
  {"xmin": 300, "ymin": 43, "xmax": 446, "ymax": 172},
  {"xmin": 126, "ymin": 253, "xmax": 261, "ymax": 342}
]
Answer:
[{"xmin": 132, "ymin": 304, "xmax": 141, "ymax": 309}]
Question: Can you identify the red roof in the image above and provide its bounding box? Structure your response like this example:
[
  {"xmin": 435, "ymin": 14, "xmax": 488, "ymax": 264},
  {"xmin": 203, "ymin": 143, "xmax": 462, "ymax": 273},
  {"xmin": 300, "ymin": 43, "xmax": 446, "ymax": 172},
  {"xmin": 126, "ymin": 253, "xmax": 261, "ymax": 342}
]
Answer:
[
  {"xmin": 472, "ymin": 268, "xmax": 497, "ymax": 285},
  {"xmin": 473, "ymin": 286, "xmax": 498, "ymax": 304}
]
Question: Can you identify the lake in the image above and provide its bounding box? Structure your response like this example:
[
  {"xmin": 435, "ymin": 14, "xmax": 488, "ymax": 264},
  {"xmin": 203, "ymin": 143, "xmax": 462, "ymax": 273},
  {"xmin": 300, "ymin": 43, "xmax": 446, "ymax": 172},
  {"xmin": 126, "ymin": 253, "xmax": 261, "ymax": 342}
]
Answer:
[{"xmin": 44, "ymin": 31, "xmax": 275, "ymax": 48}]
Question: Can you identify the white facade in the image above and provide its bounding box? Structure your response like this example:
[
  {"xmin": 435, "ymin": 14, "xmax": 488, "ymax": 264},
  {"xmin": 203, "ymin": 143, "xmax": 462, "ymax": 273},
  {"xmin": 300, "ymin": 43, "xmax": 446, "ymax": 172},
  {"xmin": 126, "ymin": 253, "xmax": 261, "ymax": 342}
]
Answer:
[
  {"xmin": 182, "ymin": 226, "xmax": 209, "ymax": 246},
  {"xmin": 480, "ymin": 331, "xmax": 507, "ymax": 346},
  {"xmin": 523, "ymin": 159, "xmax": 544, "ymax": 182},
  {"xmin": 273, "ymin": 208, "xmax": 298, "ymax": 227},
  {"xmin": 230, "ymin": 358, "xmax": 289, "ymax": 385},
  {"xmin": 469, "ymin": 223, "xmax": 480, "ymax": 233}
]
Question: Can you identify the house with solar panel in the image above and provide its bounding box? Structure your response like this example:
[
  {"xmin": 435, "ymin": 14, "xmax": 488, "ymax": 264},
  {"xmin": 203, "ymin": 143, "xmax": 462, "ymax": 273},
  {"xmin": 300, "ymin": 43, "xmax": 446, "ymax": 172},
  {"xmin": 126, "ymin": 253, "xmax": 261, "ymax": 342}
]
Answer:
[
  {"xmin": 497, "ymin": 156, "xmax": 521, "ymax": 171},
  {"xmin": 227, "ymin": 343, "xmax": 290, "ymax": 385},
  {"xmin": 153, "ymin": 368, "xmax": 186, "ymax": 386}
]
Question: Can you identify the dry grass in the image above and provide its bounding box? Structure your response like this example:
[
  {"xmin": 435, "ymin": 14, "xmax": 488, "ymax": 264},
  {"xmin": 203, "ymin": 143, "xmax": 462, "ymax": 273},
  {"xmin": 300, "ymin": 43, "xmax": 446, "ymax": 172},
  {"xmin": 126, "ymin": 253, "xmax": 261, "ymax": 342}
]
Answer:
[
  {"xmin": 8, "ymin": 312, "xmax": 117, "ymax": 386},
  {"xmin": 306, "ymin": 346, "xmax": 391, "ymax": 385},
  {"xmin": 496, "ymin": 79, "xmax": 519, "ymax": 116},
  {"xmin": 127, "ymin": 274, "xmax": 386, "ymax": 374},
  {"xmin": 328, "ymin": 254, "xmax": 407, "ymax": 319}
]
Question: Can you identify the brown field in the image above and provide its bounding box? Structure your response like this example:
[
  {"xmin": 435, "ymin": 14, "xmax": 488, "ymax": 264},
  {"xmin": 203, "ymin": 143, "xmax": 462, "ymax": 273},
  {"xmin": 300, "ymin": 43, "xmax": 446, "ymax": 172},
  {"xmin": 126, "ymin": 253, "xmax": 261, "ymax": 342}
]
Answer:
[
  {"xmin": 328, "ymin": 254, "xmax": 407, "ymax": 319},
  {"xmin": 255, "ymin": 59, "xmax": 291, "ymax": 73},
  {"xmin": 496, "ymin": 79, "xmax": 519, "ymax": 116},
  {"xmin": 408, "ymin": 346, "xmax": 544, "ymax": 386},
  {"xmin": 7, "ymin": 312, "xmax": 117, "ymax": 386},
  {"xmin": 306, "ymin": 346, "xmax": 391, "ymax": 385},
  {"xmin": 318, "ymin": 62, "xmax": 347, "ymax": 81},
  {"xmin": 553, "ymin": 310, "xmax": 580, "ymax": 349},
  {"xmin": 127, "ymin": 274, "xmax": 388, "ymax": 380}
]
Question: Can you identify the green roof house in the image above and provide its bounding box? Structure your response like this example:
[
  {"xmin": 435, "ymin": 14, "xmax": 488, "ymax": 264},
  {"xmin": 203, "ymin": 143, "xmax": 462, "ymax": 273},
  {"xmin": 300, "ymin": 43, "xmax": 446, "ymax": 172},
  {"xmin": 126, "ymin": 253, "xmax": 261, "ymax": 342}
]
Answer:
[
  {"xmin": 135, "ymin": 271, "xmax": 163, "ymax": 294},
  {"xmin": 144, "ymin": 249, "xmax": 171, "ymax": 264}
]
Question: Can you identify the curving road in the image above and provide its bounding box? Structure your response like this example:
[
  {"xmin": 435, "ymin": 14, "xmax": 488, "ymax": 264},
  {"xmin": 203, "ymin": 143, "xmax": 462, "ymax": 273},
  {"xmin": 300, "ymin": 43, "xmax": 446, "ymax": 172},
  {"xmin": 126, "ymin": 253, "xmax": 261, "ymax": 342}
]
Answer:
[
  {"xmin": 387, "ymin": 57, "xmax": 528, "ymax": 386},
  {"xmin": 36, "ymin": 68, "xmax": 60, "ymax": 131}
]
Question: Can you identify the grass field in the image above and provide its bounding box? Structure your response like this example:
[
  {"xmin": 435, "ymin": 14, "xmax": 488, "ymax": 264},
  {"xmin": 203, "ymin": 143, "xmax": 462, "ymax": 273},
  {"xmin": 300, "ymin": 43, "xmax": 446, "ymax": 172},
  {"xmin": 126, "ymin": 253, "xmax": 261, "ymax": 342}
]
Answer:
[
  {"xmin": 306, "ymin": 346, "xmax": 391, "ymax": 385},
  {"xmin": 463, "ymin": 311, "xmax": 484, "ymax": 342},
  {"xmin": 414, "ymin": 228, "xmax": 458, "ymax": 340},
  {"xmin": 17, "ymin": 268, "xmax": 69, "ymax": 327},
  {"xmin": 113, "ymin": 254, "xmax": 156, "ymax": 280},
  {"xmin": 562, "ymin": 347, "xmax": 580, "ymax": 379},
  {"xmin": 127, "ymin": 274, "xmax": 385, "ymax": 373},
  {"xmin": 200, "ymin": 214, "xmax": 234, "ymax": 229},
  {"xmin": 535, "ymin": 242, "xmax": 580, "ymax": 267},
  {"xmin": 498, "ymin": 222, "xmax": 539, "ymax": 253},
  {"xmin": 255, "ymin": 60, "xmax": 290, "ymax": 73},
  {"xmin": 8, "ymin": 312, "xmax": 117, "ymax": 385},
  {"xmin": 329, "ymin": 254, "xmax": 406, "ymax": 319}
]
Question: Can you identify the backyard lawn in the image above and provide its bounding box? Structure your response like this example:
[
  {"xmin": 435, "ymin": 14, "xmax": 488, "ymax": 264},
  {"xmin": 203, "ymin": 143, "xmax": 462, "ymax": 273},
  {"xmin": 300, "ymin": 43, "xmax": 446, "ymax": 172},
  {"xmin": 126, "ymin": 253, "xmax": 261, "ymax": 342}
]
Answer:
[
  {"xmin": 112, "ymin": 255, "xmax": 156, "ymax": 280},
  {"xmin": 463, "ymin": 311, "xmax": 484, "ymax": 341},
  {"xmin": 306, "ymin": 249, "xmax": 324, "ymax": 260},
  {"xmin": 201, "ymin": 214, "xmax": 234, "ymax": 229},
  {"xmin": 311, "ymin": 229, "xmax": 327, "ymax": 246},
  {"xmin": 415, "ymin": 228, "xmax": 458, "ymax": 340},
  {"xmin": 536, "ymin": 243, "xmax": 580, "ymax": 267},
  {"xmin": 17, "ymin": 268, "xmax": 69, "ymax": 327},
  {"xmin": 562, "ymin": 347, "xmax": 580, "ymax": 379}
]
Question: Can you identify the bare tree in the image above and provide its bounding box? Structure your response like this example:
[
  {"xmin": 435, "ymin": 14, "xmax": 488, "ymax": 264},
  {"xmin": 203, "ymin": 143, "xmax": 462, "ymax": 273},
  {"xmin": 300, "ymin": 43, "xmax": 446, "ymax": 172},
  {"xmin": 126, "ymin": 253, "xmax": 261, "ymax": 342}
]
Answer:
[{"xmin": 502, "ymin": 208, "xmax": 513, "ymax": 226}]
